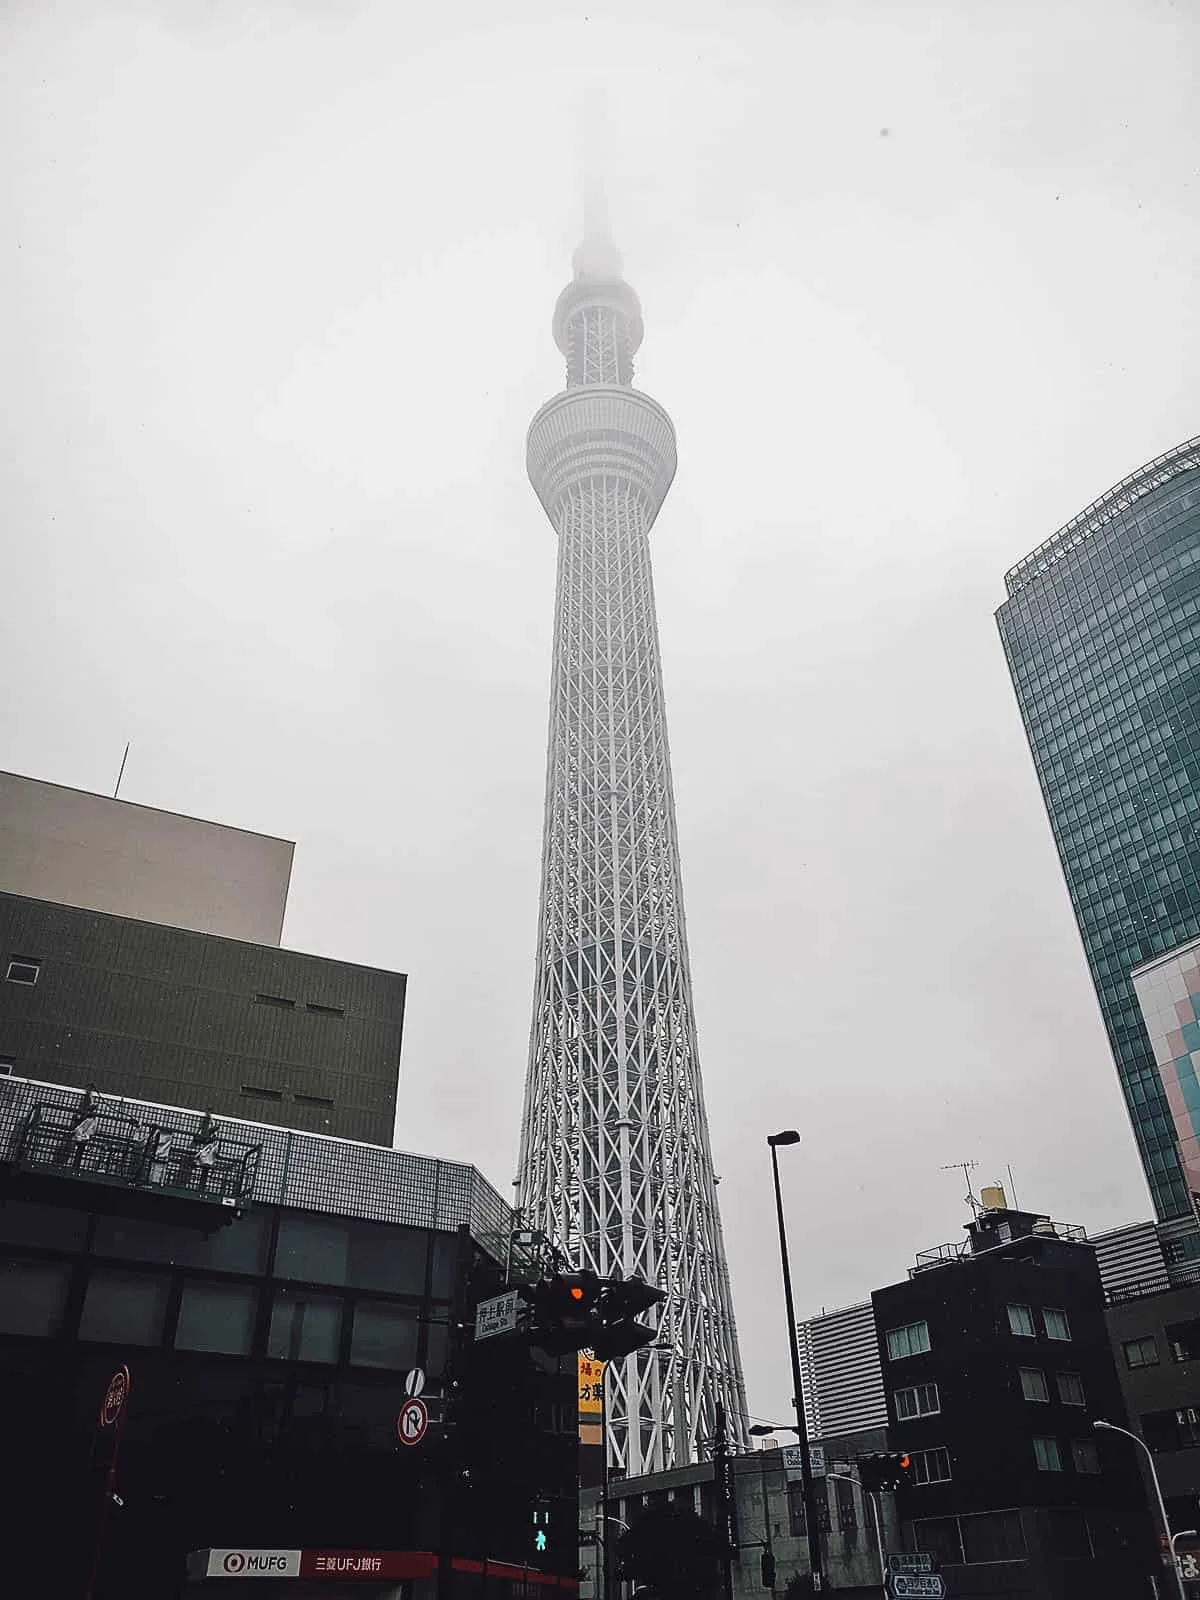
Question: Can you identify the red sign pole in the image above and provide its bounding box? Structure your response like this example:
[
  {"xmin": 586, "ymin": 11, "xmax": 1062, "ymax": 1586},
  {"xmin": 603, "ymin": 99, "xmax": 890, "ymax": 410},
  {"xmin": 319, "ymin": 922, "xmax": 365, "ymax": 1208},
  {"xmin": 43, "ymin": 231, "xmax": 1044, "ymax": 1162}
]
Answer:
[{"xmin": 84, "ymin": 1366, "xmax": 131, "ymax": 1600}]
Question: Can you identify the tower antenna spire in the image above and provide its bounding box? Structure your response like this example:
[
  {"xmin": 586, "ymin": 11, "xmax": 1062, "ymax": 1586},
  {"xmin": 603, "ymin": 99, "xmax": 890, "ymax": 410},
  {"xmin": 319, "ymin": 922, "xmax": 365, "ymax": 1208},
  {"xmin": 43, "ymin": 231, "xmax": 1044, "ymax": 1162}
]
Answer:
[{"xmin": 574, "ymin": 87, "xmax": 621, "ymax": 281}]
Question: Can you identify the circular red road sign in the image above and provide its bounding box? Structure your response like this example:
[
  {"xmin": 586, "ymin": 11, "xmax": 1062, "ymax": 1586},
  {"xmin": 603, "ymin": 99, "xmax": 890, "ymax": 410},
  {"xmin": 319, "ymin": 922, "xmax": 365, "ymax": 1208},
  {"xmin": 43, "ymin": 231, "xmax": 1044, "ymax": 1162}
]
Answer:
[
  {"xmin": 100, "ymin": 1366, "xmax": 130, "ymax": 1428},
  {"xmin": 396, "ymin": 1396, "xmax": 429, "ymax": 1447}
]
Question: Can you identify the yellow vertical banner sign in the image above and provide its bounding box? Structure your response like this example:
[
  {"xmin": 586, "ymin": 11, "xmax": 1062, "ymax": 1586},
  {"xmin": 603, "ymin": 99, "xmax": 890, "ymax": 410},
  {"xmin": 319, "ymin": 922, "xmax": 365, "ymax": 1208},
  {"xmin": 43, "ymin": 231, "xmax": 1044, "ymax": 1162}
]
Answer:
[{"xmin": 578, "ymin": 1353, "xmax": 606, "ymax": 1446}]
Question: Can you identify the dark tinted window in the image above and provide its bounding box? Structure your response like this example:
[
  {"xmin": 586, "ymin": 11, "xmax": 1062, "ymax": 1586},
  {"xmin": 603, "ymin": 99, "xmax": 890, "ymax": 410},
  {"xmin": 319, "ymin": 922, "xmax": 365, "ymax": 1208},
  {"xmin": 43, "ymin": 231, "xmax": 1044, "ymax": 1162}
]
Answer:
[
  {"xmin": 911, "ymin": 1517, "xmax": 963, "ymax": 1567},
  {"xmin": 1168, "ymin": 1318, "xmax": 1200, "ymax": 1362},
  {"xmin": 350, "ymin": 1302, "xmax": 419, "ymax": 1369},
  {"xmin": 0, "ymin": 1200, "xmax": 88, "ymax": 1251},
  {"xmin": 176, "ymin": 1281, "xmax": 257, "ymax": 1355},
  {"xmin": 1123, "ymin": 1335, "xmax": 1159, "ymax": 1369},
  {"xmin": 425, "ymin": 1317, "xmax": 450, "ymax": 1377},
  {"xmin": 1047, "ymin": 1508, "xmax": 1092, "ymax": 1560},
  {"xmin": 350, "ymin": 1226, "xmax": 426, "ymax": 1294},
  {"xmin": 275, "ymin": 1216, "xmax": 427, "ymax": 1295},
  {"xmin": 79, "ymin": 1271, "xmax": 168, "ymax": 1346},
  {"xmin": 276, "ymin": 1218, "xmax": 349, "ymax": 1284},
  {"xmin": 0, "ymin": 1257, "xmax": 71, "ymax": 1336},
  {"xmin": 431, "ymin": 1232, "xmax": 459, "ymax": 1299},
  {"xmin": 962, "ymin": 1510, "xmax": 1025, "ymax": 1563},
  {"xmin": 268, "ymin": 1290, "xmax": 342, "ymax": 1363},
  {"xmin": 93, "ymin": 1213, "xmax": 268, "ymax": 1275}
]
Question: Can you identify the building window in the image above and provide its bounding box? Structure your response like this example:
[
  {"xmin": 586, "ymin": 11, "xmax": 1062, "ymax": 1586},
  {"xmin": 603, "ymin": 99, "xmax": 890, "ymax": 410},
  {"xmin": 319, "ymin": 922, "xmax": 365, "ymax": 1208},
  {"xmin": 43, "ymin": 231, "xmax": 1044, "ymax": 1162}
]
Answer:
[
  {"xmin": 1072, "ymin": 1440, "xmax": 1101, "ymax": 1474},
  {"xmin": 176, "ymin": 1281, "xmax": 258, "ymax": 1356},
  {"xmin": 1172, "ymin": 1407, "xmax": 1200, "ymax": 1448},
  {"xmin": 886, "ymin": 1320, "xmax": 931, "ymax": 1360},
  {"xmin": 349, "ymin": 1301, "xmax": 419, "ymax": 1369},
  {"xmin": 833, "ymin": 1476, "xmax": 856, "ymax": 1531},
  {"xmin": 895, "ymin": 1382, "xmax": 941, "ymax": 1420},
  {"xmin": 94, "ymin": 1212, "xmax": 268, "ymax": 1274},
  {"xmin": 79, "ymin": 1271, "xmax": 169, "ymax": 1347},
  {"xmin": 0, "ymin": 1257, "xmax": 71, "ymax": 1337},
  {"xmin": 787, "ymin": 1482, "xmax": 830, "ymax": 1538},
  {"xmin": 911, "ymin": 1447, "xmax": 952, "ymax": 1485},
  {"xmin": 268, "ymin": 1290, "xmax": 343, "ymax": 1364},
  {"xmin": 1057, "ymin": 1373, "xmax": 1085, "ymax": 1407},
  {"xmin": 1044, "ymin": 1308, "xmax": 1071, "ymax": 1341},
  {"xmin": 911, "ymin": 1517, "xmax": 963, "ymax": 1567},
  {"xmin": 4, "ymin": 958, "xmax": 40, "ymax": 985},
  {"xmin": 1047, "ymin": 1508, "xmax": 1092, "ymax": 1559},
  {"xmin": 1124, "ymin": 1335, "xmax": 1160, "ymax": 1369},
  {"xmin": 425, "ymin": 1315, "xmax": 450, "ymax": 1378},
  {"xmin": 1007, "ymin": 1304, "xmax": 1036, "ymax": 1337},
  {"xmin": 1033, "ymin": 1437, "xmax": 1064, "ymax": 1472},
  {"xmin": 1020, "ymin": 1368, "xmax": 1049, "ymax": 1402},
  {"xmin": 254, "ymin": 993, "xmax": 295, "ymax": 1009},
  {"xmin": 295, "ymin": 1093, "xmax": 335, "ymax": 1109},
  {"xmin": 241, "ymin": 1085, "xmax": 283, "ymax": 1103},
  {"xmin": 305, "ymin": 1003, "xmax": 345, "ymax": 1017},
  {"xmin": 1167, "ymin": 1318, "xmax": 1200, "ymax": 1362},
  {"xmin": 274, "ymin": 1216, "xmax": 428, "ymax": 1295},
  {"xmin": 961, "ymin": 1509, "xmax": 1026, "ymax": 1563}
]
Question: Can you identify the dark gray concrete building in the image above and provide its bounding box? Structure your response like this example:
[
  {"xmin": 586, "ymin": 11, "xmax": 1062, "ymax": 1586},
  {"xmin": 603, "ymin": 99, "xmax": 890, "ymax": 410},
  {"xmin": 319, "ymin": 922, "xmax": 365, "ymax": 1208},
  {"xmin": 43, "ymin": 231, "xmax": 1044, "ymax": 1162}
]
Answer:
[{"xmin": 0, "ymin": 891, "xmax": 406, "ymax": 1145}]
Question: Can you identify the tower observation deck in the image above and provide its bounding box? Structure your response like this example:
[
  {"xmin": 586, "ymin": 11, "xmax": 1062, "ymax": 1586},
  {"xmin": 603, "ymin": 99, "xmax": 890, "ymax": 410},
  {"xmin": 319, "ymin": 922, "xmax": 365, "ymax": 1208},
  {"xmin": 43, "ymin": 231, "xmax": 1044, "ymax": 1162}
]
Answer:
[{"xmin": 518, "ymin": 210, "xmax": 748, "ymax": 1472}]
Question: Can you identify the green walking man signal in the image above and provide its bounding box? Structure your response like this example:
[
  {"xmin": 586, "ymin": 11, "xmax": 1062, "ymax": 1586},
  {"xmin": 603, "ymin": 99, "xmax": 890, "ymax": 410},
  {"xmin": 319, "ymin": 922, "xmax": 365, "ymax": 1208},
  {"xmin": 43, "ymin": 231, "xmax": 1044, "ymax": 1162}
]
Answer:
[{"xmin": 533, "ymin": 1500, "xmax": 553, "ymax": 1559}]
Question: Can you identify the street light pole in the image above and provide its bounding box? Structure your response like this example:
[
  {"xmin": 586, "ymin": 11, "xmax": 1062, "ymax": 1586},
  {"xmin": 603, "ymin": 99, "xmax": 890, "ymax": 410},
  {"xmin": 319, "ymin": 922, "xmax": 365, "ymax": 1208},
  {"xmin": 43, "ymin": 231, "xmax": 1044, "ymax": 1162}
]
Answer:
[
  {"xmin": 768, "ymin": 1132, "xmax": 826, "ymax": 1594},
  {"xmin": 1171, "ymin": 1529, "xmax": 1198, "ymax": 1580},
  {"xmin": 1094, "ymin": 1419, "xmax": 1186, "ymax": 1600}
]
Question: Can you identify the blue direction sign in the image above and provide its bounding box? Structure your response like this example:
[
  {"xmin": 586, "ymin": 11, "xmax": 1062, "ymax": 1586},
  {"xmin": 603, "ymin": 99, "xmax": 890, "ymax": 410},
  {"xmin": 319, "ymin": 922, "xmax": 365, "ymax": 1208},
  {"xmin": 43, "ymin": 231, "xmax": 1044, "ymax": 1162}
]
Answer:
[
  {"xmin": 887, "ymin": 1555, "xmax": 934, "ymax": 1575},
  {"xmin": 888, "ymin": 1575, "xmax": 946, "ymax": 1599}
]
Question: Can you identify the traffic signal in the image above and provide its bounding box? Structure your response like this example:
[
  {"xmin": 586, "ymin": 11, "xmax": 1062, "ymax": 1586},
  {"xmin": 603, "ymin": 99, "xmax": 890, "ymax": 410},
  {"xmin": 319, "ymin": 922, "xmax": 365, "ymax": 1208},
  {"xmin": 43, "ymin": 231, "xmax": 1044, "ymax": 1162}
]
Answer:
[
  {"xmin": 590, "ymin": 1277, "xmax": 666, "ymax": 1361},
  {"xmin": 528, "ymin": 1272, "xmax": 603, "ymax": 1355},
  {"xmin": 523, "ymin": 1271, "xmax": 666, "ymax": 1360},
  {"xmin": 857, "ymin": 1452, "xmax": 913, "ymax": 1493},
  {"xmin": 532, "ymin": 1497, "xmax": 553, "ymax": 1561}
]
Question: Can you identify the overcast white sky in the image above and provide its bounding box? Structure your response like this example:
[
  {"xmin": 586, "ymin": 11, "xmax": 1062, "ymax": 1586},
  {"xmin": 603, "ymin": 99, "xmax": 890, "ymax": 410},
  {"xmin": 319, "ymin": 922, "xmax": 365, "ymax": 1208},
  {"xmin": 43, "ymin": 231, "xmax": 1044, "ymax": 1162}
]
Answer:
[{"xmin": 3, "ymin": 0, "xmax": 1199, "ymax": 1429}]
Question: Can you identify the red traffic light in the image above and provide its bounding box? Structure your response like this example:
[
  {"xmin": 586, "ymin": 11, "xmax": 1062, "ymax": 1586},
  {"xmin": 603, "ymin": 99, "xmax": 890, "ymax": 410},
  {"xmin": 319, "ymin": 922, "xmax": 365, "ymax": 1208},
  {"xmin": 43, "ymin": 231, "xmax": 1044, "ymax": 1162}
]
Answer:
[{"xmin": 570, "ymin": 1286, "xmax": 585, "ymax": 1301}]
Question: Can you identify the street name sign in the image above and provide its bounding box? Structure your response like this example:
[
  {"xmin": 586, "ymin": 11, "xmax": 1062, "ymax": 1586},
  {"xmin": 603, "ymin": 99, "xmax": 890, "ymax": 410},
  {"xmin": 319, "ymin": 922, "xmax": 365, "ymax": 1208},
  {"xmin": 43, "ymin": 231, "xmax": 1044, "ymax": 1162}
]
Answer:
[
  {"xmin": 889, "ymin": 1574, "xmax": 945, "ymax": 1599},
  {"xmin": 888, "ymin": 1554, "xmax": 934, "ymax": 1575},
  {"xmin": 475, "ymin": 1289, "xmax": 523, "ymax": 1341},
  {"xmin": 782, "ymin": 1444, "xmax": 825, "ymax": 1478}
]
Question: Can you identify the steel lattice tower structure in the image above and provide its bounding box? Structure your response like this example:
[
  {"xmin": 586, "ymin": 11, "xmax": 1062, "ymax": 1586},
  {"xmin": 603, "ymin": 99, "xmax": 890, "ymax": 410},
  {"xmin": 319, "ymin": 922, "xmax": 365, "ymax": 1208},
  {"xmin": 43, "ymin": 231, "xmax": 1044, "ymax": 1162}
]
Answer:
[{"xmin": 517, "ymin": 198, "xmax": 748, "ymax": 1473}]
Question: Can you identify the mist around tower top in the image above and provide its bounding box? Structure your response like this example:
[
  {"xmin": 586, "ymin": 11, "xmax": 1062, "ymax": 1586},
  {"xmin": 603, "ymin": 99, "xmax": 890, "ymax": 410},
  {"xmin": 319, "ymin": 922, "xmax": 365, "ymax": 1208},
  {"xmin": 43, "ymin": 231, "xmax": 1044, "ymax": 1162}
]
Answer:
[{"xmin": 573, "ymin": 85, "xmax": 624, "ymax": 282}]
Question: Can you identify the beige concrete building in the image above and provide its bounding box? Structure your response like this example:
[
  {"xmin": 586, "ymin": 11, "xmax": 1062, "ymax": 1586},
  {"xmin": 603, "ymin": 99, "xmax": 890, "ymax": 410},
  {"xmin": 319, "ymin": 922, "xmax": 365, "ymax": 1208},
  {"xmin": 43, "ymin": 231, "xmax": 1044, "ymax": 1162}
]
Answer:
[{"xmin": 0, "ymin": 770, "xmax": 293, "ymax": 946}]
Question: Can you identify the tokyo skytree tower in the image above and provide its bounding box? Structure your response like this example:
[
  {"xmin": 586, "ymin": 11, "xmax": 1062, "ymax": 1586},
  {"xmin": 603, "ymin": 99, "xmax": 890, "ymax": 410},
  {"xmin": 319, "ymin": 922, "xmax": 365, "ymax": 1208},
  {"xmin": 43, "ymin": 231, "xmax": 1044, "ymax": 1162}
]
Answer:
[{"xmin": 517, "ymin": 184, "xmax": 748, "ymax": 1473}]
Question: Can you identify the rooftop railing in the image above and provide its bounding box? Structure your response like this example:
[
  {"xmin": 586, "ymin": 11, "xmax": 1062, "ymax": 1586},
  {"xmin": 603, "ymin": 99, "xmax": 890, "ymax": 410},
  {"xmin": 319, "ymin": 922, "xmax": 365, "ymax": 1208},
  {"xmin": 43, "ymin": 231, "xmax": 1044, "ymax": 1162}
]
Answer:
[{"xmin": 10, "ymin": 1100, "xmax": 261, "ymax": 1211}]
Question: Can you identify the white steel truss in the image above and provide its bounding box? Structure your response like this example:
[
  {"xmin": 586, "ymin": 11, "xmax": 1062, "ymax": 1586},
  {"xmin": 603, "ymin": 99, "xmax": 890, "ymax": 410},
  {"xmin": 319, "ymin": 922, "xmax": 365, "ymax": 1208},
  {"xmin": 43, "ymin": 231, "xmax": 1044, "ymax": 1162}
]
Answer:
[{"xmin": 518, "ymin": 228, "xmax": 748, "ymax": 1473}]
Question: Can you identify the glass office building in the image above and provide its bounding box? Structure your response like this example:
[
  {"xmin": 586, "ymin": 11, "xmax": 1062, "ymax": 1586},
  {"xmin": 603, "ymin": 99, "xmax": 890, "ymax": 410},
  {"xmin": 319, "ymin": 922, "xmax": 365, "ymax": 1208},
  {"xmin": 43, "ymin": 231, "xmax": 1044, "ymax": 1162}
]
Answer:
[{"xmin": 997, "ymin": 437, "xmax": 1200, "ymax": 1224}]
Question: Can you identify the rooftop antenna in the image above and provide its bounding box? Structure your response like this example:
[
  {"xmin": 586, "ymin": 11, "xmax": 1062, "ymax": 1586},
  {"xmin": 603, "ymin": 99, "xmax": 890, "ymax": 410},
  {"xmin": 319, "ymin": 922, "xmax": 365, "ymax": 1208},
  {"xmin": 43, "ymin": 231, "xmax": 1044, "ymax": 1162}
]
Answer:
[
  {"xmin": 941, "ymin": 1159, "xmax": 982, "ymax": 1216},
  {"xmin": 113, "ymin": 742, "xmax": 131, "ymax": 800},
  {"xmin": 1005, "ymin": 1162, "xmax": 1020, "ymax": 1210}
]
